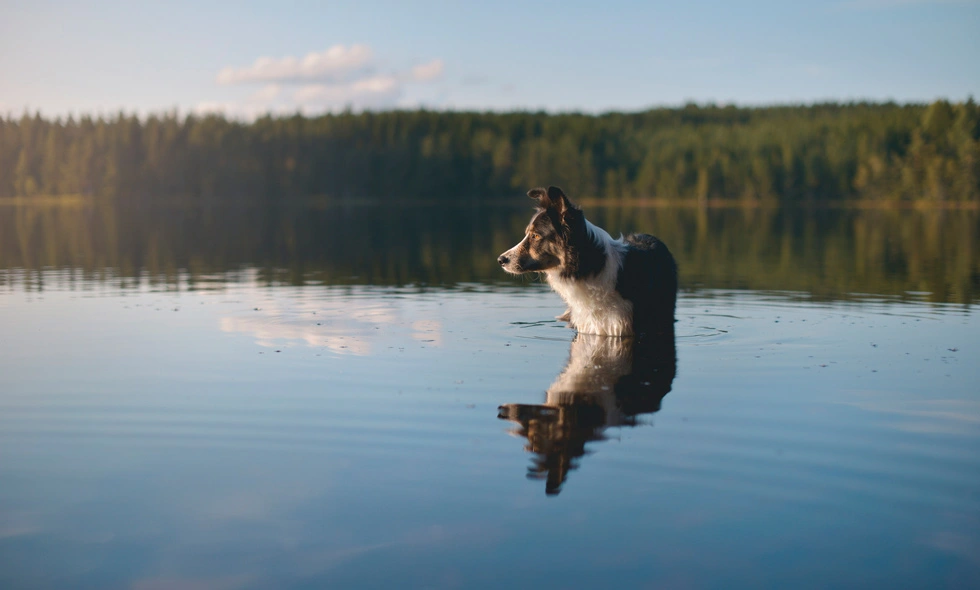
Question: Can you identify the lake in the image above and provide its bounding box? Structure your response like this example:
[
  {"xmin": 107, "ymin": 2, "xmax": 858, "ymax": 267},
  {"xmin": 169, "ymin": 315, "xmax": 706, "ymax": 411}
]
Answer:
[{"xmin": 1, "ymin": 202, "xmax": 978, "ymax": 589}]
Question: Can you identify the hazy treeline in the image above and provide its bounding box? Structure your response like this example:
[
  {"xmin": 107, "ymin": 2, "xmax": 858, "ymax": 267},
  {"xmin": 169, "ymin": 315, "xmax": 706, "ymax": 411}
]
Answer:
[{"xmin": 1, "ymin": 100, "xmax": 978, "ymax": 203}]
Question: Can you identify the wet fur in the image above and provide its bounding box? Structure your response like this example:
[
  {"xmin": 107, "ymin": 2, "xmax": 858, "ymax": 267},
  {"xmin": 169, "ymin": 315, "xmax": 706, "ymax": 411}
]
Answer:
[{"xmin": 498, "ymin": 186, "xmax": 677, "ymax": 337}]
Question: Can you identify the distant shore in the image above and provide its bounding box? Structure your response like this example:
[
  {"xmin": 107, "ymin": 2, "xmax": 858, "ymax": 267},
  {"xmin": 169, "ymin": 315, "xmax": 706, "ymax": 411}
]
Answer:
[
  {"xmin": 2, "ymin": 194, "xmax": 978, "ymax": 211},
  {"xmin": 2, "ymin": 101, "xmax": 977, "ymax": 206}
]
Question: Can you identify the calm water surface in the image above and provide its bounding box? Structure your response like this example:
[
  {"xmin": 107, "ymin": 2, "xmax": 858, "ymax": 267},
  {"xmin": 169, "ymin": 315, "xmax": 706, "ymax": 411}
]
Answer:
[{"xmin": 1, "ymin": 204, "xmax": 978, "ymax": 589}]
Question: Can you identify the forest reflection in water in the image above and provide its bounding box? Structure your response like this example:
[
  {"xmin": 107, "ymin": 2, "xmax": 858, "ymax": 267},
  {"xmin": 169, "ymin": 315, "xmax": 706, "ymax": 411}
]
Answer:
[{"xmin": 1, "ymin": 201, "xmax": 978, "ymax": 303}]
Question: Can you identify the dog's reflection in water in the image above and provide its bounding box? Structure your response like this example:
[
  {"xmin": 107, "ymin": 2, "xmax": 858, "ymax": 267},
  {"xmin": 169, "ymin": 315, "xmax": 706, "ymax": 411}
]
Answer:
[{"xmin": 498, "ymin": 330, "xmax": 676, "ymax": 496}]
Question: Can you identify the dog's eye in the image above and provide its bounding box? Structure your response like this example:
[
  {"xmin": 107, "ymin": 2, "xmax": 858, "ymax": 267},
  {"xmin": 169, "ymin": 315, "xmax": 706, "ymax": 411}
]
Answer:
[{"xmin": 528, "ymin": 233, "xmax": 539, "ymax": 241}]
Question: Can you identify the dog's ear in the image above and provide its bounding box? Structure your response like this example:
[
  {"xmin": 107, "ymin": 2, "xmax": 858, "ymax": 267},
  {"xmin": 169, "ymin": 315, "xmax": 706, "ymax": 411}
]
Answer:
[
  {"xmin": 528, "ymin": 186, "xmax": 573, "ymax": 215},
  {"xmin": 546, "ymin": 186, "xmax": 573, "ymax": 215},
  {"xmin": 527, "ymin": 187, "xmax": 548, "ymax": 207}
]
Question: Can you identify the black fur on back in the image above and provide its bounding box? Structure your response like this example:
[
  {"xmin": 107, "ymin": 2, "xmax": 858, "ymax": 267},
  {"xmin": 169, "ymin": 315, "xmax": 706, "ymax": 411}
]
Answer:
[{"xmin": 616, "ymin": 233, "xmax": 678, "ymax": 336}]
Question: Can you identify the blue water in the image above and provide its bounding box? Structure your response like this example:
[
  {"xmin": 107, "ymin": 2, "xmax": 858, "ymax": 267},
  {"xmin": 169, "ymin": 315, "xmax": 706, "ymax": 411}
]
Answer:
[{"xmin": 1, "ymin": 267, "xmax": 977, "ymax": 589}]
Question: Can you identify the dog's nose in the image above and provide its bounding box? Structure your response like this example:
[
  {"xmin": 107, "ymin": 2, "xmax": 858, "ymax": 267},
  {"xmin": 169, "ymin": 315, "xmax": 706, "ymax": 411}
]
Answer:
[{"xmin": 498, "ymin": 254, "xmax": 509, "ymax": 266}]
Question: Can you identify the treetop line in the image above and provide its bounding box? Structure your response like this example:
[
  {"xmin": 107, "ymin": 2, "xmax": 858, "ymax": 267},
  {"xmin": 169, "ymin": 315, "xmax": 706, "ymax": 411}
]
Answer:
[{"xmin": 1, "ymin": 101, "xmax": 977, "ymax": 203}]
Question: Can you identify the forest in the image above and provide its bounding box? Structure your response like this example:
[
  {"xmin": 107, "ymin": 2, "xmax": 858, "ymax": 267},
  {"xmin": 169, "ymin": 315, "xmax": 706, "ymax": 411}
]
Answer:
[{"xmin": 1, "ymin": 100, "xmax": 978, "ymax": 203}]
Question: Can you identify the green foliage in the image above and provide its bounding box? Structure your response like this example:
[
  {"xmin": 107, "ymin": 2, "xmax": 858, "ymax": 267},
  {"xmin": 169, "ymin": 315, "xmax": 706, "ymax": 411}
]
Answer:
[{"xmin": 0, "ymin": 101, "xmax": 977, "ymax": 202}]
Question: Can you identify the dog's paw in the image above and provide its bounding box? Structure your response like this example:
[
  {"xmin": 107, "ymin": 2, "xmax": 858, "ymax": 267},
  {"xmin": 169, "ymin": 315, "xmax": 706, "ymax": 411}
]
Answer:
[{"xmin": 555, "ymin": 309, "xmax": 572, "ymax": 322}]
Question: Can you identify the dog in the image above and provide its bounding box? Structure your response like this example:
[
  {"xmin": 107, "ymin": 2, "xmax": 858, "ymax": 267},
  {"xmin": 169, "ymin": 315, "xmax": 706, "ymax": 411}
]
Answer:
[{"xmin": 497, "ymin": 186, "xmax": 677, "ymax": 337}]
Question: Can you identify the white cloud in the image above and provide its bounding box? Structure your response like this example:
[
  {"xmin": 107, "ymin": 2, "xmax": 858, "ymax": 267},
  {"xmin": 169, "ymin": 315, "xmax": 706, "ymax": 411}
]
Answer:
[
  {"xmin": 411, "ymin": 59, "xmax": 445, "ymax": 82},
  {"xmin": 216, "ymin": 44, "xmax": 373, "ymax": 85},
  {"xmin": 294, "ymin": 76, "xmax": 401, "ymax": 110},
  {"xmin": 202, "ymin": 45, "xmax": 446, "ymax": 117}
]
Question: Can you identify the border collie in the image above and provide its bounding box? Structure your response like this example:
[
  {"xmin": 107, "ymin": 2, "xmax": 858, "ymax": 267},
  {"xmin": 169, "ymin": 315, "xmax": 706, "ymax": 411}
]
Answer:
[{"xmin": 497, "ymin": 186, "xmax": 677, "ymax": 337}]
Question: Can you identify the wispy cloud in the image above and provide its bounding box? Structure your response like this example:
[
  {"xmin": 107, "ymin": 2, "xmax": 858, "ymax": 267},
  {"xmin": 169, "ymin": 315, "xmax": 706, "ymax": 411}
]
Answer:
[
  {"xmin": 200, "ymin": 44, "xmax": 445, "ymax": 118},
  {"xmin": 294, "ymin": 75, "xmax": 402, "ymax": 110},
  {"xmin": 411, "ymin": 59, "xmax": 445, "ymax": 82},
  {"xmin": 217, "ymin": 45, "xmax": 373, "ymax": 85}
]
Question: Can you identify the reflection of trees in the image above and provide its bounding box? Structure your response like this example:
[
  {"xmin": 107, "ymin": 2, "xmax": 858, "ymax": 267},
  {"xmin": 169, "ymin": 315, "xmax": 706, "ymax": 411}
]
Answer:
[
  {"xmin": 498, "ymin": 331, "xmax": 677, "ymax": 496},
  {"xmin": 1, "ymin": 204, "xmax": 976, "ymax": 303}
]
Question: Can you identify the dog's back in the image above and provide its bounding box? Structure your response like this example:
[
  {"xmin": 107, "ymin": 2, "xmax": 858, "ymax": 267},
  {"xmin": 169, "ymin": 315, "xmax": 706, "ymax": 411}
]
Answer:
[{"xmin": 617, "ymin": 233, "xmax": 677, "ymax": 336}]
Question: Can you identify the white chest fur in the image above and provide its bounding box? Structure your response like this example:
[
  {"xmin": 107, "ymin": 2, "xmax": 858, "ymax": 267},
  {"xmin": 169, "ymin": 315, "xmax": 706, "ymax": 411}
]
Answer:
[{"xmin": 546, "ymin": 224, "xmax": 633, "ymax": 337}]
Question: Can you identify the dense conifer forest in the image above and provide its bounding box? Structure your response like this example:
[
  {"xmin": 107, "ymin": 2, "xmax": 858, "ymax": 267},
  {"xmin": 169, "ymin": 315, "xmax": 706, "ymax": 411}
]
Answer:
[{"xmin": 1, "ymin": 100, "xmax": 977, "ymax": 203}]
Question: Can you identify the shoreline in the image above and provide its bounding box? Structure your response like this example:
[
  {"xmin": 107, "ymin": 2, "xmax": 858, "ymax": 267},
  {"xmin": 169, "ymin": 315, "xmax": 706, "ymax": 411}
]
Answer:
[{"xmin": 1, "ymin": 194, "xmax": 978, "ymax": 211}]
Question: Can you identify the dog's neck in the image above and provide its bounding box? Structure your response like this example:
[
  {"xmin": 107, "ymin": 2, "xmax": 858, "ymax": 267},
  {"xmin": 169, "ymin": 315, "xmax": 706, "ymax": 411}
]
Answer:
[
  {"xmin": 557, "ymin": 217, "xmax": 611, "ymax": 280},
  {"xmin": 546, "ymin": 220, "xmax": 633, "ymax": 337}
]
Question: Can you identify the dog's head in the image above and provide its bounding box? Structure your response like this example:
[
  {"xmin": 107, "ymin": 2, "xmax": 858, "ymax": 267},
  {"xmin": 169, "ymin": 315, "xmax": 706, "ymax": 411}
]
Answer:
[{"xmin": 497, "ymin": 186, "xmax": 583, "ymax": 275}]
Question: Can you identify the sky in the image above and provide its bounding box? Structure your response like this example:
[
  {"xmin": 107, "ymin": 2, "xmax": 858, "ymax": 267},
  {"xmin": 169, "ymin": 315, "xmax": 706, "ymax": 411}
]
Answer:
[{"xmin": 1, "ymin": 0, "xmax": 978, "ymax": 119}]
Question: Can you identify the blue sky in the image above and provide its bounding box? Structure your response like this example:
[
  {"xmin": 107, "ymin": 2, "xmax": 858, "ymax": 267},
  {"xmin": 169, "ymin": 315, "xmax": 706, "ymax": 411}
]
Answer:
[{"xmin": 1, "ymin": 0, "xmax": 978, "ymax": 118}]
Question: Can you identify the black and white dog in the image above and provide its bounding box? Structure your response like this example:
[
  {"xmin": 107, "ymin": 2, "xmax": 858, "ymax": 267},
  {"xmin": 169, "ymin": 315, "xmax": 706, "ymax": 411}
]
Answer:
[{"xmin": 498, "ymin": 186, "xmax": 677, "ymax": 337}]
